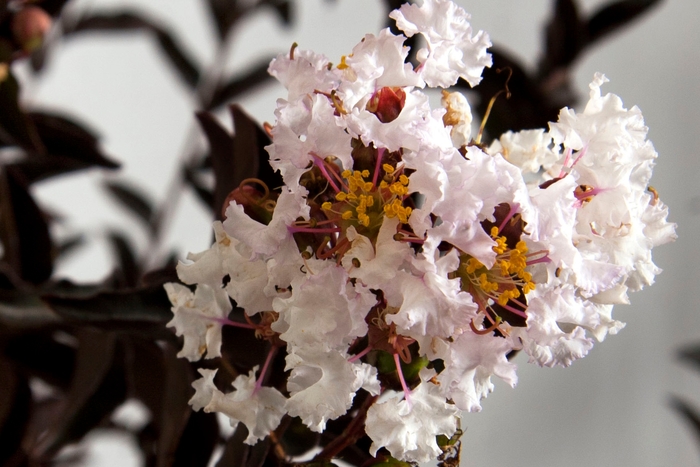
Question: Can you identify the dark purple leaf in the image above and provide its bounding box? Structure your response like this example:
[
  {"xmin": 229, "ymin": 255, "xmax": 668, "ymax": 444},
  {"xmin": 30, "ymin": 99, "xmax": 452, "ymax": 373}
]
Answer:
[
  {"xmin": 172, "ymin": 411, "xmax": 220, "ymax": 467},
  {"xmin": 31, "ymin": 330, "xmax": 127, "ymax": 458},
  {"xmin": 103, "ymin": 180, "xmax": 154, "ymax": 230},
  {"xmin": 9, "ymin": 112, "xmax": 119, "ymax": 184},
  {"xmin": 141, "ymin": 261, "xmax": 179, "ymax": 288},
  {"xmin": 207, "ymin": 59, "xmax": 274, "ymax": 110},
  {"xmin": 42, "ymin": 285, "xmax": 173, "ymax": 334},
  {"xmin": 0, "ymin": 290, "xmax": 60, "ymax": 328},
  {"xmin": 196, "ymin": 111, "xmax": 235, "ymax": 219},
  {"xmin": 106, "ymin": 231, "xmax": 140, "ymax": 288},
  {"xmin": 64, "ymin": 11, "xmax": 201, "ymax": 89},
  {"xmin": 183, "ymin": 164, "xmax": 215, "ymax": 213},
  {"xmin": 216, "ymin": 424, "xmax": 250, "ymax": 467},
  {"xmin": 0, "ymin": 357, "xmax": 31, "ymax": 466},
  {"xmin": 56, "ymin": 234, "xmax": 85, "ymax": 260},
  {"xmin": 205, "ymin": 0, "xmax": 242, "ymax": 41},
  {"xmin": 37, "ymin": 0, "xmax": 72, "ymax": 17},
  {"xmin": 0, "ymin": 167, "xmax": 53, "ymax": 284},
  {"xmin": 587, "ymin": 0, "xmax": 662, "ymax": 46},
  {"xmin": 261, "ymin": 0, "xmax": 293, "ymax": 26},
  {"xmin": 679, "ymin": 345, "xmax": 700, "ymax": 372},
  {"xmin": 538, "ymin": 0, "xmax": 584, "ymax": 76},
  {"xmin": 465, "ymin": 48, "xmax": 561, "ymax": 140},
  {"xmin": 4, "ymin": 331, "xmax": 76, "ymax": 390},
  {"xmin": 670, "ymin": 397, "xmax": 700, "ymax": 451},
  {"xmin": 0, "ymin": 71, "xmax": 43, "ymax": 152},
  {"xmin": 155, "ymin": 344, "xmax": 195, "ymax": 467},
  {"xmin": 153, "ymin": 28, "xmax": 201, "ymax": 89}
]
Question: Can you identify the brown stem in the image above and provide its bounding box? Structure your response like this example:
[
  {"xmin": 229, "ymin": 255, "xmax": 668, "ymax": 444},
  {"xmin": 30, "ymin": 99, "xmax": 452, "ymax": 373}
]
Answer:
[{"xmin": 312, "ymin": 393, "xmax": 379, "ymax": 462}]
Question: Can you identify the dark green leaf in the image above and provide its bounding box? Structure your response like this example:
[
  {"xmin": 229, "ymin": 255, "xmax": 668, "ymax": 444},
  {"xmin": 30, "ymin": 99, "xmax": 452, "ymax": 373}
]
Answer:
[
  {"xmin": 0, "ymin": 357, "xmax": 31, "ymax": 466},
  {"xmin": 42, "ymin": 285, "xmax": 173, "ymax": 333},
  {"xmin": 65, "ymin": 11, "xmax": 201, "ymax": 90},
  {"xmin": 587, "ymin": 0, "xmax": 662, "ymax": 46},
  {"xmin": 0, "ymin": 71, "xmax": 43, "ymax": 151},
  {"xmin": 32, "ymin": 330, "xmax": 127, "ymax": 458},
  {"xmin": 207, "ymin": 59, "xmax": 274, "ymax": 110},
  {"xmin": 670, "ymin": 397, "xmax": 700, "ymax": 450},
  {"xmin": 103, "ymin": 181, "xmax": 154, "ymax": 230},
  {"xmin": 0, "ymin": 167, "xmax": 53, "ymax": 284},
  {"xmin": 107, "ymin": 231, "xmax": 140, "ymax": 288}
]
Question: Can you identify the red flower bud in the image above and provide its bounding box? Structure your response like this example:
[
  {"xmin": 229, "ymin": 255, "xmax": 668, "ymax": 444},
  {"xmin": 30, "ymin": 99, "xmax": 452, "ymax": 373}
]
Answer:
[
  {"xmin": 366, "ymin": 87, "xmax": 406, "ymax": 123},
  {"xmin": 12, "ymin": 7, "xmax": 52, "ymax": 53}
]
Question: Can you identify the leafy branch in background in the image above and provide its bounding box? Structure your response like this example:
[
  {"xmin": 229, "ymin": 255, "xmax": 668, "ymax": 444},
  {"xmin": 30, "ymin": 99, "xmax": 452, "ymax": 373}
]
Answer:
[{"xmin": 0, "ymin": 0, "xmax": 665, "ymax": 466}]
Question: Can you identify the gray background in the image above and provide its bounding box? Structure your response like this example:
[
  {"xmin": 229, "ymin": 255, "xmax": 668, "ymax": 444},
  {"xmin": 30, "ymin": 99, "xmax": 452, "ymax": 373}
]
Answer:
[{"xmin": 14, "ymin": 0, "xmax": 700, "ymax": 465}]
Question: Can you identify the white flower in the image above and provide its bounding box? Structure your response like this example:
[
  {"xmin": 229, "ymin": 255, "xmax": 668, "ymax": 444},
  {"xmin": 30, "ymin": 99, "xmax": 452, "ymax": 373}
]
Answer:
[
  {"xmin": 441, "ymin": 89, "xmax": 473, "ymax": 147},
  {"xmin": 390, "ymin": 0, "xmax": 491, "ymax": 87},
  {"xmin": 549, "ymin": 73, "xmax": 676, "ymax": 297},
  {"xmin": 338, "ymin": 28, "xmax": 423, "ymax": 111},
  {"xmin": 284, "ymin": 348, "xmax": 378, "ymax": 432},
  {"xmin": 204, "ymin": 366, "xmax": 287, "ymax": 445},
  {"xmin": 437, "ymin": 330, "xmax": 517, "ymax": 412},
  {"xmin": 164, "ymin": 282, "xmax": 231, "ymax": 361},
  {"xmin": 365, "ymin": 369, "xmax": 459, "ymax": 463},
  {"xmin": 223, "ymin": 186, "xmax": 310, "ymax": 259},
  {"xmin": 488, "ymin": 129, "xmax": 558, "ymax": 174},
  {"xmin": 267, "ymin": 94, "xmax": 353, "ymax": 187},
  {"xmin": 271, "ymin": 263, "xmax": 374, "ymax": 352},
  {"xmin": 268, "ymin": 48, "xmax": 339, "ymax": 101},
  {"xmin": 189, "ymin": 368, "xmax": 218, "ymax": 411}
]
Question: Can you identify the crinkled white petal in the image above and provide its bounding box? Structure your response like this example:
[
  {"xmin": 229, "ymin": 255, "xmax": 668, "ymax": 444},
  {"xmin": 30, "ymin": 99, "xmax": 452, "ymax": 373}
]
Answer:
[
  {"xmin": 365, "ymin": 369, "xmax": 459, "ymax": 463},
  {"xmin": 390, "ymin": 0, "xmax": 491, "ymax": 87},
  {"xmin": 223, "ymin": 187, "xmax": 310, "ymax": 259},
  {"xmin": 190, "ymin": 368, "xmax": 218, "ymax": 411},
  {"xmin": 438, "ymin": 330, "xmax": 517, "ymax": 412},
  {"xmin": 488, "ymin": 129, "xmax": 558, "ymax": 174},
  {"xmin": 284, "ymin": 348, "xmax": 373, "ymax": 432},
  {"xmin": 339, "ymin": 28, "xmax": 423, "ymax": 111},
  {"xmin": 272, "ymin": 263, "xmax": 374, "ymax": 352},
  {"xmin": 205, "ymin": 366, "xmax": 287, "ymax": 445},
  {"xmin": 165, "ymin": 283, "xmax": 231, "ymax": 361},
  {"xmin": 268, "ymin": 48, "xmax": 340, "ymax": 101}
]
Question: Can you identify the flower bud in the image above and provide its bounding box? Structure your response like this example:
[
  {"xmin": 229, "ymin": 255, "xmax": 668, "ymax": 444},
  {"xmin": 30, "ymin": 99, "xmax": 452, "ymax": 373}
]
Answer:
[
  {"xmin": 12, "ymin": 7, "xmax": 52, "ymax": 53},
  {"xmin": 366, "ymin": 87, "xmax": 406, "ymax": 123}
]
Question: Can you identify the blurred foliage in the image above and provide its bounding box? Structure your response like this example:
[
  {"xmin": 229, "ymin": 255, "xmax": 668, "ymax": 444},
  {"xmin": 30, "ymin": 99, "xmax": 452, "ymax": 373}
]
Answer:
[{"xmin": 0, "ymin": 0, "xmax": 662, "ymax": 465}]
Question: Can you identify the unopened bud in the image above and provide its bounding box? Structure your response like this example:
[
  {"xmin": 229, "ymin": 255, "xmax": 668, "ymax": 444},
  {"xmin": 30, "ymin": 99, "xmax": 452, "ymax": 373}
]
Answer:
[
  {"xmin": 12, "ymin": 7, "xmax": 52, "ymax": 53},
  {"xmin": 366, "ymin": 87, "xmax": 406, "ymax": 123}
]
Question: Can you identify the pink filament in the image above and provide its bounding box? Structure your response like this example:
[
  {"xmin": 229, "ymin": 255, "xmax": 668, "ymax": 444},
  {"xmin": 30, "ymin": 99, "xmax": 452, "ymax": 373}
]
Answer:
[
  {"xmin": 394, "ymin": 352, "xmax": 412, "ymax": 406},
  {"xmin": 348, "ymin": 345, "xmax": 372, "ymax": 363},
  {"xmin": 254, "ymin": 346, "xmax": 278, "ymax": 394}
]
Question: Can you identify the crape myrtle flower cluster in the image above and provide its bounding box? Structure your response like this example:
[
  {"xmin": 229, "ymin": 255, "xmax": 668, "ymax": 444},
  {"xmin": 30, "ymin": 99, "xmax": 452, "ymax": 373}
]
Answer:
[{"xmin": 164, "ymin": 0, "xmax": 676, "ymax": 462}]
